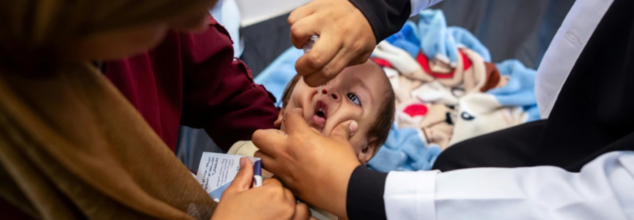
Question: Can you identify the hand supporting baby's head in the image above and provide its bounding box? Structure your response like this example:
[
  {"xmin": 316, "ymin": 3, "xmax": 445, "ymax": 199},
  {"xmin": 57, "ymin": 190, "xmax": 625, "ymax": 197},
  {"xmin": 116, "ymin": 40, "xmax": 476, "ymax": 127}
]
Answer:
[{"xmin": 277, "ymin": 60, "xmax": 395, "ymax": 164}]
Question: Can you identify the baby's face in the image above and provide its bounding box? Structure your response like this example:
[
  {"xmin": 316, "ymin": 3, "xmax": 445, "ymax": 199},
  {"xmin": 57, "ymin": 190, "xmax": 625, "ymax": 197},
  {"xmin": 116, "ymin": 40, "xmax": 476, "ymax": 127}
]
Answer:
[{"xmin": 282, "ymin": 61, "xmax": 390, "ymax": 163}]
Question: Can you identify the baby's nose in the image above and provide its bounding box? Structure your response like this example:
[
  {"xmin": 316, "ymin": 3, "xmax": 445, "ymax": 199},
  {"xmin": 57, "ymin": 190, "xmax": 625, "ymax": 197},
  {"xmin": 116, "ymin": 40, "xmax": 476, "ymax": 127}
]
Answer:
[{"xmin": 321, "ymin": 88, "xmax": 340, "ymax": 101}]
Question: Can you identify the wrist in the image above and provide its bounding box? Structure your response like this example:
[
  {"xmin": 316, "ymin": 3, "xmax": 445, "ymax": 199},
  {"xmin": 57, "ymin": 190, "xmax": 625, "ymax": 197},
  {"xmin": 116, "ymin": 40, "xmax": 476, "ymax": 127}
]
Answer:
[
  {"xmin": 346, "ymin": 166, "xmax": 389, "ymax": 220},
  {"xmin": 348, "ymin": 0, "xmax": 411, "ymax": 43},
  {"xmin": 317, "ymin": 160, "xmax": 359, "ymax": 218}
]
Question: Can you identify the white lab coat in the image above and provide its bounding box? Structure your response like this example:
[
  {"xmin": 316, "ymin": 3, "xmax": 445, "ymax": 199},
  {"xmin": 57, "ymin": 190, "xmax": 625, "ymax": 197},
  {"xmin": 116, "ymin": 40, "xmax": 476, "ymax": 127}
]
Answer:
[
  {"xmin": 385, "ymin": 151, "xmax": 634, "ymax": 220},
  {"xmin": 384, "ymin": 0, "xmax": 634, "ymax": 219}
]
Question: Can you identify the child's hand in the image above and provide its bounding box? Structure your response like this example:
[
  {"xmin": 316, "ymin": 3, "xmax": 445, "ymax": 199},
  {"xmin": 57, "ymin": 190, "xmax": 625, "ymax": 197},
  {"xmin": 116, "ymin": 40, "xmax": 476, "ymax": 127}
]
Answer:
[{"xmin": 211, "ymin": 158, "xmax": 311, "ymax": 220}]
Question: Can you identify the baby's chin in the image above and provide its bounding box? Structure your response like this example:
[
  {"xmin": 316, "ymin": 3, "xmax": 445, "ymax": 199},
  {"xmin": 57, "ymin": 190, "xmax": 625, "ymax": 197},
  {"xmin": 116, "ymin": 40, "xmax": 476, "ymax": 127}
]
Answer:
[{"xmin": 308, "ymin": 123, "xmax": 333, "ymax": 136}]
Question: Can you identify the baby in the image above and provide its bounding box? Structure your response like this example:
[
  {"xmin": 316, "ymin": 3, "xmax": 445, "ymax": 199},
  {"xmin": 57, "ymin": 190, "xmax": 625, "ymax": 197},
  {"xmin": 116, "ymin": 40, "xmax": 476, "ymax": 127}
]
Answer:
[
  {"xmin": 228, "ymin": 60, "xmax": 395, "ymax": 220},
  {"xmin": 229, "ymin": 59, "xmax": 395, "ymax": 164}
]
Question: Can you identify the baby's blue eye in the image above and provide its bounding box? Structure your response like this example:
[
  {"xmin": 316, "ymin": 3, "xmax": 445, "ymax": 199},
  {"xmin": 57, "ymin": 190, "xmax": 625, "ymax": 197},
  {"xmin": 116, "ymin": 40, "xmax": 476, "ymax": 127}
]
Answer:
[{"xmin": 347, "ymin": 93, "xmax": 361, "ymax": 106}]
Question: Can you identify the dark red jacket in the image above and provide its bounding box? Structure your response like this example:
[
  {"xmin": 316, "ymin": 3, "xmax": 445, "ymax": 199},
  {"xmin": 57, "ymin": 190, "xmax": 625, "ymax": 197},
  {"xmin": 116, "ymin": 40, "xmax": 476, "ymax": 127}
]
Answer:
[{"xmin": 103, "ymin": 18, "xmax": 278, "ymax": 151}]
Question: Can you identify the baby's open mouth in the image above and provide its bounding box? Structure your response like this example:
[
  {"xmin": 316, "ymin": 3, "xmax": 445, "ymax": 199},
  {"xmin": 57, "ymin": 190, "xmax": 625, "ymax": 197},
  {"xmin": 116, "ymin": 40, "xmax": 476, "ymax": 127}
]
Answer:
[
  {"xmin": 316, "ymin": 106, "xmax": 326, "ymax": 118},
  {"xmin": 311, "ymin": 101, "xmax": 328, "ymax": 131}
]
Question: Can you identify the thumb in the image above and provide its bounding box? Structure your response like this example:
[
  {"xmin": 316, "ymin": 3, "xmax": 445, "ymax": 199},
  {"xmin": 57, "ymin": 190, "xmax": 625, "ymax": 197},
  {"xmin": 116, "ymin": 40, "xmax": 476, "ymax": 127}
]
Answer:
[
  {"xmin": 329, "ymin": 120, "xmax": 358, "ymax": 141},
  {"xmin": 283, "ymin": 108, "xmax": 314, "ymax": 135},
  {"xmin": 226, "ymin": 158, "xmax": 254, "ymax": 193}
]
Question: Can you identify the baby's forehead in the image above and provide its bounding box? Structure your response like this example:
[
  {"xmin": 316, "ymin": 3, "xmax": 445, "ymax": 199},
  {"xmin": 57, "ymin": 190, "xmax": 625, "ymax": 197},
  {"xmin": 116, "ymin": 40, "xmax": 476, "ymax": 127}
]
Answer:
[
  {"xmin": 338, "ymin": 61, "xmax": 389, "ymax": 91},
  {"xmin": 341, "ymin": 60, "xmax": 383, "ymax": 76}
]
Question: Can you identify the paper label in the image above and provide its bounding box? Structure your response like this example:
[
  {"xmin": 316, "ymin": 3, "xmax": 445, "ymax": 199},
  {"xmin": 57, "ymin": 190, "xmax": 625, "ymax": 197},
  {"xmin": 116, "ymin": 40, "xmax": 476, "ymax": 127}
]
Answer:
[{"xmin": 196, "ymin": 152, "xmax": 260, "ymax": 201}]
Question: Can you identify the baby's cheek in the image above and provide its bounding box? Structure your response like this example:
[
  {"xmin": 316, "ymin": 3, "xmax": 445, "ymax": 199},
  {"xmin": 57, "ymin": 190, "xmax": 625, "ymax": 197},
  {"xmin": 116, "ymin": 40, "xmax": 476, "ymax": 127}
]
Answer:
[
  {"xmin": 348, "ymin": 133, "xmax": 368, "ymax": 154},
  {"xmin": 289, "ymin": 96, "xmax": 302, "ymax": 109}
]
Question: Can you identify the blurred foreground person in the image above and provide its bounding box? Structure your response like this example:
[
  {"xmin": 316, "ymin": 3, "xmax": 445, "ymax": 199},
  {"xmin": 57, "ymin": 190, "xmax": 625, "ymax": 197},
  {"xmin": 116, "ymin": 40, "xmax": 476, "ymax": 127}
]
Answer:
[{"xmin": 0, "ymin": 1, "xmax": 303, "ymax": 219}]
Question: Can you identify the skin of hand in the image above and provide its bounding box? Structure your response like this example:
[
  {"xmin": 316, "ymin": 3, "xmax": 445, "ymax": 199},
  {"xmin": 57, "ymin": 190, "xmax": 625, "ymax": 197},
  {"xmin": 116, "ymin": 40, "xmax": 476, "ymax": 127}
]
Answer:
[
  {"xmin": 211, "ymin": 158, "xmax": 312, "ymax": 220},
  {"xmin": 289, "ymin": 0, "xmax": 376, "ymax": 87},
  {"xmin": 253, "ymin": 109, "xmax": 361, "ymax": 218}
]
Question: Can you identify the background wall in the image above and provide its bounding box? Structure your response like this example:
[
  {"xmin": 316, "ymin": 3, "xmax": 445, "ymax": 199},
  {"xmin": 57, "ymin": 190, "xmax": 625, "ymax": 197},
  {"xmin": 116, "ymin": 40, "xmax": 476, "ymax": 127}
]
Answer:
[{"xmin": 236, "ymin": 0, "xmax": 312, "ymax": 26}]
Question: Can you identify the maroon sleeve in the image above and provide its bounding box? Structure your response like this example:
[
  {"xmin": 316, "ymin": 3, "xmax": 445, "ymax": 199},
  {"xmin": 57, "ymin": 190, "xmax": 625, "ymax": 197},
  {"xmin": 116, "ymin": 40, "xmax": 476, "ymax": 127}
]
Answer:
[{"xmin": 179, "ymin": 18, "xmax": 279, "ymax": 150}]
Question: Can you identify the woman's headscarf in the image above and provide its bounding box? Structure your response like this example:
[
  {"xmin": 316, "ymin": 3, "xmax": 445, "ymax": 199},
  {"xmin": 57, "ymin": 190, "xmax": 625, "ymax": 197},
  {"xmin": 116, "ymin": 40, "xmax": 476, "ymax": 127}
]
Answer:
[{"xmin": 0, "ymin": 0, "xmax": 219, "ymax": 219}]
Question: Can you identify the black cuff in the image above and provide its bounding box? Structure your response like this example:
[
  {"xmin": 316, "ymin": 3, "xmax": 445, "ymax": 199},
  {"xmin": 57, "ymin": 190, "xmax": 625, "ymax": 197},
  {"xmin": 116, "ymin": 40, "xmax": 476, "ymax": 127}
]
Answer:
[
  {"xmin": 346, "ymin": 166, "xmax": 389, "ymax": 220},
  {"xmin": 348, "ymin": 0, "xmax": 411, "ymax": 43}
]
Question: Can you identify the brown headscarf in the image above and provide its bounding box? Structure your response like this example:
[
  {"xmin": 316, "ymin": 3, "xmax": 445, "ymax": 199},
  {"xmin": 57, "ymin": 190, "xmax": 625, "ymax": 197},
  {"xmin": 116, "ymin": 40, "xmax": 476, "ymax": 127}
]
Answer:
[{"xmin": 0, "ymin": 0, "xmax": 218, "ymax": 219}]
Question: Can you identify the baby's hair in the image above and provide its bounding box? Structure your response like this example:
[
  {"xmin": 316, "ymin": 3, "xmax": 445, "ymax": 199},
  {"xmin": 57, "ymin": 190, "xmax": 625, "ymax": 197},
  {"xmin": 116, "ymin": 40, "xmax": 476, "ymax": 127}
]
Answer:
[
  {"xmin": 365, "ymin": 61, "xmax": 395, "ymax": 151},
  {"xmin": 280, "ymin": 60, "xmax": 395, "ymax": 151},
  {"xmin": 280, "ymin": 74, "xmax": 302, "ymax": 108}
]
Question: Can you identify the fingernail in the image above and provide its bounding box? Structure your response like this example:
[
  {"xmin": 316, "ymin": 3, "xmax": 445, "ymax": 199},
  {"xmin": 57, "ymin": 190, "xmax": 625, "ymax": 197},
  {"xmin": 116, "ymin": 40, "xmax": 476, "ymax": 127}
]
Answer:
[
  {"xmin": 349, "ymin": 121, "xmax": 358, "ymax": 135},
  {"xmin": 240, "ymin": 158, "xmax": 246, "ymax": 167}
]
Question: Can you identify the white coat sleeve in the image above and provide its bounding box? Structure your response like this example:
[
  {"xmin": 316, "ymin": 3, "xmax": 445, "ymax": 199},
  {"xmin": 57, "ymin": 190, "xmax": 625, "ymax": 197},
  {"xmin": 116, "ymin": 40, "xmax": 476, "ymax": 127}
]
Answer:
[{"xmin": 384, "ymin": 151, "xmax": 634, "ymax": 220}]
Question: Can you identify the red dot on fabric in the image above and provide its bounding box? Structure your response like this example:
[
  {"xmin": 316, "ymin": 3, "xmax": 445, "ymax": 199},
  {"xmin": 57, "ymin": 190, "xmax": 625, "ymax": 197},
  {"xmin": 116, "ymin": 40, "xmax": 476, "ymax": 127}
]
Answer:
[
  {"xmin": 416, "ymin": 52, "xmax": 430, "ymax": 72},
  {"xmin": 460, "ymin": 50, "xmax": 473, "ymax": 70},
  {"xmin": 403, "ymin": 104, "xmax": 428, "ymax": 117}
]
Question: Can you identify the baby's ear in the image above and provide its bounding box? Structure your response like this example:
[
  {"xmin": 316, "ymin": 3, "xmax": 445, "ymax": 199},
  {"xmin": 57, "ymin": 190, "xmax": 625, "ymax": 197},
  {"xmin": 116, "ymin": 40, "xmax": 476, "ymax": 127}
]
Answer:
[
  {"xmin": 273, "ymin": 108, "xmax": 284, "ymax": 128},
  {"xmin": 359, "ymin": 137, "xmax": 380, "ymax": 164}
]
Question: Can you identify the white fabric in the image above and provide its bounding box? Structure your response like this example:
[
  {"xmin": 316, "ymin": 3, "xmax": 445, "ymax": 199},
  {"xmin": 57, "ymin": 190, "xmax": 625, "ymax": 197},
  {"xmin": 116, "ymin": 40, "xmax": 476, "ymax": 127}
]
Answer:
[
  {"xmin": 211, "ymin": 0, "xmax": 244, "ymax": 57},
  {"xmin": 411, "ymin": 81, "xmax": 458, "ymax": 105},
  {"xmin": 409, "ymin": 0, "xmax": 443, "ymax": 16},
  {"xmin": 535, "ymin": 0, "xmax": 613, "ymax": 118},
  {"xmin": 448, "ymin": 93, "xmax": 526, "ymax": 146},
  {"xmin": 374, "ymin": 41, "xmax": 433, "ymax": 81},
  {"xmin": 385, "ymin": 170, "xmax": 439, "ymax": 220},
  {"xmin": 384, "ymin": 67, "xmax": 399, "ymax": 78},
  {"xmin": 384, "ymin": 151, "xmax": 634, "ymax": 220}
]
